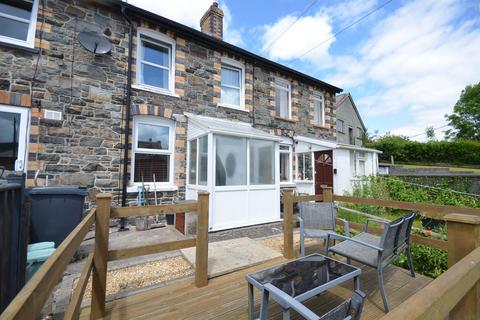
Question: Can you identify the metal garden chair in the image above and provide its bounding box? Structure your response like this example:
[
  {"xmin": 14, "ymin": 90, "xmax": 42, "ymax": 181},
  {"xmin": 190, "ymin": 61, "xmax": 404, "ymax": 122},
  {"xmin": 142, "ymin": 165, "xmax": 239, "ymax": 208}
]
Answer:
[
  {"xmin": 298, "ymin": 202, "xmax": 350, "ymax": 256},
  {"xmin": 326, "ymin": 212, "xmax": 416, "ymax": 312},
  {"xmin": 262, "ymin": 286, "xmax": 366, "ymax": 320}
]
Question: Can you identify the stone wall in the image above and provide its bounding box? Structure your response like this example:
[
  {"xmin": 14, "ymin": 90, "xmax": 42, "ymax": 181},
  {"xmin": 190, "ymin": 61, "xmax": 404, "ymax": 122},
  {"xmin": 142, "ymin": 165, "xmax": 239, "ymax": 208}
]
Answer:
[{"xmin": 0, "ymin": 0, "xmax": 338, "ymax": 206}]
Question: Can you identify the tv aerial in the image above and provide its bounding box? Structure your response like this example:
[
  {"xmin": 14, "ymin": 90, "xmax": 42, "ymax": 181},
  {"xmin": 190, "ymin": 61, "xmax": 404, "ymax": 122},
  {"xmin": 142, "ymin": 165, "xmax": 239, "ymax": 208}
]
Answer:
[{"xmin": 77, "ymin": 31, "xmax": 112, "ymax": 54}]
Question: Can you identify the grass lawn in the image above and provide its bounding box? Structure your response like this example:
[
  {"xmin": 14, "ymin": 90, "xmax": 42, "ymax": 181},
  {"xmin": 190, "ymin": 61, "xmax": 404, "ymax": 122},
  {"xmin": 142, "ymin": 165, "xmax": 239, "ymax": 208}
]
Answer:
[{"xmin": 400, "ymin": 163, "xmax": 480, "ymax": 174}]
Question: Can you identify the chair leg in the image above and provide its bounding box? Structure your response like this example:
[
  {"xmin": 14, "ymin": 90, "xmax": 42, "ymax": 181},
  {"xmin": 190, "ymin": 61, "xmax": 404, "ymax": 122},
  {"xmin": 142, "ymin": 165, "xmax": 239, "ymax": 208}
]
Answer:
[
  {"xmin": 377, "ymin": 267, "xmax": 389, "ymax": 312},
  {"xmin": 406, "ymin": 244, "xmax": 415, "ymax": 277},
  {"xmin": 300, "ymin": 233, "xmax": 305, "ymax": 256}
]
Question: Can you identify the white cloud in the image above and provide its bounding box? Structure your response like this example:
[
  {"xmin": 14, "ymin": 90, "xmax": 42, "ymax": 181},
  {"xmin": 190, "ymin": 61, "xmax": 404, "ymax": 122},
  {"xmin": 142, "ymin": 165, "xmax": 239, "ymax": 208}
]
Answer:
[
  {"xmin": 125, "ymin": 0, "xmax": 244, "ymax": 45},
  {"xmin": 260, "ymin": 13, "xmax": 334, "ymax": 67},
  {"xmin": 327, "ymin": 0, "xmax": 480, "ymax": 140}
]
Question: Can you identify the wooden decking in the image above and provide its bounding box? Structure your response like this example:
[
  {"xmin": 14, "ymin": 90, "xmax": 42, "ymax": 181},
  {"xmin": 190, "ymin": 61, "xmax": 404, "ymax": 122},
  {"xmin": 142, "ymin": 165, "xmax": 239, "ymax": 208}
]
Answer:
[{"xmin": 78, "ymin": 256, "xmax": 432, "ymax": 320}]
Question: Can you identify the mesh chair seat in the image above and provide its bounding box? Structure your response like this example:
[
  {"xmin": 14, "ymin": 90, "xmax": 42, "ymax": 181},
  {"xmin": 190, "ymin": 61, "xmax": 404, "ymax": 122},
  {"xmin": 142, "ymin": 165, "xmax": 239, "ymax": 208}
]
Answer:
[{"xmin": 329, "ymin": 233, "xmax": 381, "ymax": 267}]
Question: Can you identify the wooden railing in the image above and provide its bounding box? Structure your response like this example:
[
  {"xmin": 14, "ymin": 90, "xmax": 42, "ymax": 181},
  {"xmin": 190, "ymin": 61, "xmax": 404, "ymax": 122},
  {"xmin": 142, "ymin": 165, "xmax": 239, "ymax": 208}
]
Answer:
[
  {"xmin": 282, "ymin": 187, "xmax": 480, "ymax": 319},
  {"xmin": 0, "ymin": 192, "xmax": 210, "ymax": 320}
]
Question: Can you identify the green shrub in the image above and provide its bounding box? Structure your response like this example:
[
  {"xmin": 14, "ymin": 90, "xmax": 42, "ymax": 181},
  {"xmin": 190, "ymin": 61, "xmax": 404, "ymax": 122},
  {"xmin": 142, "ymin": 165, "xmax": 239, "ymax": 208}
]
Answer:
[
  {"xmin": 393, "ymin": 244, "xmax": 447, "ymax": 278},
  {"xmin": 366, "ymin": 136, "xmax": 480, "ymax": 165}
]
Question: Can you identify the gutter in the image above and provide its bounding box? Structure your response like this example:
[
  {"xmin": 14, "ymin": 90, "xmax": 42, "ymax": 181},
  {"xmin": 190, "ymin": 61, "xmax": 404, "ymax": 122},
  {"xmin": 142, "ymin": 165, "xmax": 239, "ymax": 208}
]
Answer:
[{"xmin": 121, "ymin": 5, "xmax": 134, "ymax": 209}]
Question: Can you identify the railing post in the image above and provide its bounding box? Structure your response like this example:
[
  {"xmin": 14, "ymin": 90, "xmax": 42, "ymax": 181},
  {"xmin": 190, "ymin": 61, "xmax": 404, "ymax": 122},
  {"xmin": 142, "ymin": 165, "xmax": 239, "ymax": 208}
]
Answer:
[
  {"xmin": 445, "ymin": 213, "xmax": 480, "ymax": 320},
  {"xmin": 91, "ymin": 193, "xmax": 112, "ymax": 319},
  {"xmin": 195, "ymin": 192, "xmax": 209, "ymax": 287},
  {"xmin": 283, "ymin": 189, "xmax": 294, "ymax": 259},
  {"xmin": 321, "ymin": 186, "xmax": 333, "ymax": 202}
]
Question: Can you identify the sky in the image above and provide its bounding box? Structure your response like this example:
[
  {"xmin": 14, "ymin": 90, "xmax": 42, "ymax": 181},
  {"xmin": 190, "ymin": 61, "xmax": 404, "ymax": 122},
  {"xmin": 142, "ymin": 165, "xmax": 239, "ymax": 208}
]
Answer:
[{"xmin": 127, "ymin": 0, "xmax": 480, "ymax": 141}]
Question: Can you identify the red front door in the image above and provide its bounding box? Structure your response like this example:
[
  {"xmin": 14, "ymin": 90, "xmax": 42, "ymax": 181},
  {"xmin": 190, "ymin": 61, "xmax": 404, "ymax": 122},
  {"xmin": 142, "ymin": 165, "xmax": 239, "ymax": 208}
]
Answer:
[{"xmin": 314, "ymin": 150, "xmax": 333, "ymax": 194}]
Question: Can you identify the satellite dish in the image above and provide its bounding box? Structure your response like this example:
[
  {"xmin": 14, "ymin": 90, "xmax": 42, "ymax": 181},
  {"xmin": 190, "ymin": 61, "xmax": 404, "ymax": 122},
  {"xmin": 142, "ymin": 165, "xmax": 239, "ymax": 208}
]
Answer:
[{"xmin": 77, "ymin": 31, "xmax": 112, "ymax": 54}]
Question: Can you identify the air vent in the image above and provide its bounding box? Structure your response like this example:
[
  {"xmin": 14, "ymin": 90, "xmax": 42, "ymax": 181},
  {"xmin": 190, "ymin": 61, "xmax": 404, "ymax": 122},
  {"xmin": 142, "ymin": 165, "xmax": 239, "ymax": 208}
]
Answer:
[{"xmin": 44, "ymin": 109, "xmax": 62, "ymax": 121}]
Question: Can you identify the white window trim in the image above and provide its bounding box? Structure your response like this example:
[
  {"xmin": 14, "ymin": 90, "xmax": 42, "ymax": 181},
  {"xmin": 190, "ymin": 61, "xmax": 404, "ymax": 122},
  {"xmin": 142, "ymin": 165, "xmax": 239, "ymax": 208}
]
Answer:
[
  {"xmin": 0, "ymin": 0, "xmax": 39, "ymax": 48},
  {"xmin": 279, "ymin": 144, "xmax": 292, "ymax": 184},
  {"xmin": 295, "ymin": 152, "xmax": 313, "ymax": 182},
  {"xmin": 131, "ymin": 116, "xmax": 175, "ymax": 187},
  {"xmin": 275, "ymin": 78, "xmax": 292, "ymax": 119},
  {"xmin": 187, "ymin": 135, "xmax": 209, "ymax": 186},
  {"xmin": 313, "ymin": 93, "xmax": 325, "ymax": 126},
  {"xmin": 219, "ymin": 57, "xmax": 245, "ymax": 111},
  {"xmin": 135, "ymin": 28, "xmax": 176, "ymax": 96}
]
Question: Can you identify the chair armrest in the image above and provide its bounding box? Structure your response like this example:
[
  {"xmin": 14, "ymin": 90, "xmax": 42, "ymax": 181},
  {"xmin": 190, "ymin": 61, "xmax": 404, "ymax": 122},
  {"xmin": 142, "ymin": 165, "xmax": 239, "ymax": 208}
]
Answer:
[
  {"xmin": 365, "ymin": 217, "xmax": 389, "ymax": 233},
  {"xmin": 264, "ymin": 284, "xmax": 320, "ymax": 320},
  {"xmin": 327, "ymin": 233, "xmax": 383, "ymax": 252},
  {"xmin": 335, "ymin": 217, "xmax": 350, "ymax": 237},
  {"xmin": 298, "ymin": 216, "xmax": 304, "ymax": 232}
]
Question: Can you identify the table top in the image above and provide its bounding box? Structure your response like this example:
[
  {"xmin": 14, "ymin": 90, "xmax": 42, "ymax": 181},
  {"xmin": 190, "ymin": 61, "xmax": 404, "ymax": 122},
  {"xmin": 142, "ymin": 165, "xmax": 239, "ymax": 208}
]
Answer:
[{"xmin": 246, "ymin": 253, "xmax": 359, "ymax": 298}]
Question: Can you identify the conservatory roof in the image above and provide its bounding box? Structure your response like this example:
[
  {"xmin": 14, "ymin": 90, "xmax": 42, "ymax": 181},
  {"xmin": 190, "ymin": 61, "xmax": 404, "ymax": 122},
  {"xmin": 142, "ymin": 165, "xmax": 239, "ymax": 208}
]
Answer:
[{"xmin": 185, "ymin": 113, "xmax": 283, "ymax": 141}]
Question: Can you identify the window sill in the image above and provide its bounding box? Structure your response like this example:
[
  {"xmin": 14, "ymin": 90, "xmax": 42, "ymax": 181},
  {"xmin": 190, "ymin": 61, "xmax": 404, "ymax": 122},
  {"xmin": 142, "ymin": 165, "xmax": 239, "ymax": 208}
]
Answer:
[
  {"xmin": 132, "ymin": 84, "xmax": 180, "ymax": 98},
  {"xmin": 294, "ymin": 180, "xmax": 314, "ymax": 184},
  {"xmin": 217, "ymin": 103, "xmax": 249, "ymax": 112},
  {"xmin": 127, "ymin": 184, "xmax": 179, "ymax": 193},
  {"xmin": 0, "ymin": 40, "xmax": 39, "ymax": 54},
  {"xmin": 280, "ymin": 182, "xmax": 296, "ymax": 188},
  {"xmin": 274, "ymin": 116, "xmax": 296, "ymax": 123},
  {"xmin": 313, "ymin": 124, "xmax": 330, "ymax": 129}
]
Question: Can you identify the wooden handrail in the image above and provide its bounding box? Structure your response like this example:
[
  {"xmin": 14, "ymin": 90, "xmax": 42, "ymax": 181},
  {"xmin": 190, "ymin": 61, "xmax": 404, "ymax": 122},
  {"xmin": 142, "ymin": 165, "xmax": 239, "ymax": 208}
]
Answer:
[
  {"xmin": 64, "ymin": 253, "xmax": 94, "ymax": 320},
  {"xmin": 108, "ymin": 238, "xmax": 196, "ymax": 261},
  {"xmin": 333, "ymin": 195, "xmax": 480, "ymax": 219},
  {"xmin": 381, "ymin": 246, "xmax": 480, "ymax": 320},
  {"xmin": 110, "ymin": 201, "xmax": 198, "ymax": 218},
  {"xmin": 0, "ymin": 209, "xmax": 96, "ymax": 320}
]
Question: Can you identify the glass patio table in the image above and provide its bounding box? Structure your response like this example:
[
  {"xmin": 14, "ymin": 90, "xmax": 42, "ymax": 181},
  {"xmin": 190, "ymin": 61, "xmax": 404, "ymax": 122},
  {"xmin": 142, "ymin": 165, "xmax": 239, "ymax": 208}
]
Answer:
[{"xmin": 245, "ymin": 253, "xmax": 361, "ymax": 320}]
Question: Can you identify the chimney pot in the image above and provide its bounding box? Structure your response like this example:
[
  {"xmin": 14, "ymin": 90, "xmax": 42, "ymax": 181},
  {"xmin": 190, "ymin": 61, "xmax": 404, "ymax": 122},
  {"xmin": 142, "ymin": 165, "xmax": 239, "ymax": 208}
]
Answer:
[{"xmin": 200, "ymin": 2, "xmax": 224, "ymax": 40}]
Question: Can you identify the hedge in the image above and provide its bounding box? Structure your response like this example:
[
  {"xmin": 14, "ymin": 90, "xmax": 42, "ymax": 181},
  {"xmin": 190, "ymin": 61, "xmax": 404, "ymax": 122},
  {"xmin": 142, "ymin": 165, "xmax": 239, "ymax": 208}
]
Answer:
[{"xmin": 366, "ymin": 136, "xmax": 480, "ymax": 165}]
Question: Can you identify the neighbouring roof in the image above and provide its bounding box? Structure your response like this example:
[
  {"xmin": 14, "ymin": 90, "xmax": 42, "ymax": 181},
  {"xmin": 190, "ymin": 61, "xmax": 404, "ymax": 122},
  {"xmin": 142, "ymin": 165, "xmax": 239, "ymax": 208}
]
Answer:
[
  {"xmin": 335, "ymin": 93, "xmax": 366, "ymax": 131},
  {"xmin": 185, "ymin": 113, "xmax": 283, "ymax": 141},
  {"xmin": 118, "ymin": 2, "xmax": 342, "ymax": 94},
  {"xmin": 336, "ymin": 143, "xmax": 382, "ymax": 154}
]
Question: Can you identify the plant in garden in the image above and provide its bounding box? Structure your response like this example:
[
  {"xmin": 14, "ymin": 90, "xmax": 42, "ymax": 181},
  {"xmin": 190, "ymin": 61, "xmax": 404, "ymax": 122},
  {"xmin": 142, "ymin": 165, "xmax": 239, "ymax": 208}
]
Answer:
[{"xmin": 393, "ymin": 244, "xmax": 447, "ymax": 278}]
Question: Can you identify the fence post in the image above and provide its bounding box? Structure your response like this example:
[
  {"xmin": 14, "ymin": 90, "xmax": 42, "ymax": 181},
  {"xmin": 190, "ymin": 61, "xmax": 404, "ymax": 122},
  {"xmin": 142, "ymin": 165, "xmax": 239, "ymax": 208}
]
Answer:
[
  {"xmin": 91, "ymin": 193, "xmax": 112, "ymax": 319},
  {"xmin": 283, "ymin": 189, "xmax": 294, "ymax": 259},
  {"xmin": 321, "ymin": 186, "xmax": 333, "ymax": 202},
  {"xmin": 445, "ymin": 213, "xmax": 480, "ymax": 320},
  {"xmin": 195, "ymin": 192, "xmax": 209, "ymax": 287}
]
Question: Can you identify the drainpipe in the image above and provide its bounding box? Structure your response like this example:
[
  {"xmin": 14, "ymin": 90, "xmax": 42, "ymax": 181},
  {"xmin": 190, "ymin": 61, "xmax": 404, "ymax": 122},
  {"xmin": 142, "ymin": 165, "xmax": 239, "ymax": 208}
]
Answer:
[{"xmin": 120, "ymin": 6, "xmax": 133, "ymax": 227}]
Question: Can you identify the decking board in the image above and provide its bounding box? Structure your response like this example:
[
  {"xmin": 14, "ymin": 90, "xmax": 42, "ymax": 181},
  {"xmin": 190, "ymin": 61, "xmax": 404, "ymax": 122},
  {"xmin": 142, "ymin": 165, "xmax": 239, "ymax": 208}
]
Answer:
[{"xmin": 79, "ymin": 256, "xmax": 431, "ymax": 320}]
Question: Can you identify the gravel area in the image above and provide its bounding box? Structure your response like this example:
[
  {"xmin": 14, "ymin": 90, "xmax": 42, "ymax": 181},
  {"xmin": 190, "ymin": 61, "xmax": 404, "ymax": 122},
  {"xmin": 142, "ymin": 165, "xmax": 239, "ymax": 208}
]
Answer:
[{"xmin": 76, "ymin": 256, "xmax": 193, "ymax": 300}]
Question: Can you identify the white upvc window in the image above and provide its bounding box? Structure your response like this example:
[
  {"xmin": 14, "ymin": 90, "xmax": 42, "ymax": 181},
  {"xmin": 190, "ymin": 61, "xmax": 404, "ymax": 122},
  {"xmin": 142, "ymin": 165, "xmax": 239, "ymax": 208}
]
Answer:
[
  {"xmin": 275, "ymin": 78, "xmax": 291, "ymax": 119},
  {"xmin": 188, "ymin": 135, "xmax": 208, "ymax": 186},
  {"xmin": 132, "ymin": 116, "xmax": 175, "ymax": 186},
  {"xmin": 220, "ymin": 58, "xmax": 245, "ymax": 110},
  {"xmin": 296, "ymin": 152, "xmax": 313, "ymax": 181},
  {"xmin": 135, "ymin": 28, "xmax": 176, "ymax": 95},
  {"xmin": 0, "ymin": 0, "xmax": 39, "ymax": 48},
  {"xmin": 313, "ymin": 93, "xmax": 325, "ymax": 126},
  {"xmin": 355, "ymin": 152, "xmax": 367, "ymax": 176},
  {"xmin": 279, "ymin": 144, "xmax": 292, "ymax": 183}
]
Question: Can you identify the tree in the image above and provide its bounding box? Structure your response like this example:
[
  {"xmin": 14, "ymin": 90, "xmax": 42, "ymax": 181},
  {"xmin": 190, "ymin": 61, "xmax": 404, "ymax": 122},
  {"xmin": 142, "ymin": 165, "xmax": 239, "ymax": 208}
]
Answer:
[
  {"xmin": 360, "ymin": 128, "xmax": 378, "ymax": 145},
  {"xmin": 445, "ymin": 83, "xmax": 480, "ymax": 141},
  {"xmin": 425, "ymin": 126, "xmax": 436, "ymax": 141}
]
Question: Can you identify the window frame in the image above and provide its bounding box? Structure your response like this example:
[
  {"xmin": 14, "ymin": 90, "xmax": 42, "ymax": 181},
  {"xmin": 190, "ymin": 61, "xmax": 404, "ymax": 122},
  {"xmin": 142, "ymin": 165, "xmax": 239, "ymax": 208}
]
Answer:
[
  {"xmin": 219, "ymin": 57, "xmax": 245, "ymax": 111},
  {"xmin": 295, "ymin": 152, "xmax": 313, "ymax": 182},
  {"xmin": 131, "ymin": 116, "xmax": 175, "ymax": 186},
  {"xmin": 313, "ymin": 92, "xmax": 325, "ymax": 126},
  {"xmin": 279, "ymin": 144, "xmax": 292, "ymax": 184},
  {"xmin": 135, "ymin": 28, "xmax": 176, "ymax": 95},
  {"xmin": 357, "ymin": 127, "xmax": 363, "ymax": 139},
  {"xmin": 0, "ymin": 0, "xmax": 39, "ymax": 48},
  {"xmin": 336, "ymin": 119, "xmax": 345, "ymax": 133},
  {"xmin": 275, "ymin": 78, "xmax": 292, "ymax": 119},
  {"xmin": 188, "ymin": 135, "xmax": 208, "ymax": 186}
]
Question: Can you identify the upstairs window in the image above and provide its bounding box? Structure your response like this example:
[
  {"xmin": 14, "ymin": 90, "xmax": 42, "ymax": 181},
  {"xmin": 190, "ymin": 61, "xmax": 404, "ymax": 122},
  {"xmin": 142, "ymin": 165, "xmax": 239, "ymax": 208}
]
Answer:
[
  {"xmin": 313, "ymin": 93, "xmax": 325, "ymax": 126},
  {"xmin": 336, "ymin": 119, "xmax": 344, "ymax": 133},
  {"xmin": 132, "ymin": 117, "xmax": 175, "ymax": 185},
  {"xmin": 136, "ymin": 28, "xmax": 176, "ymax": 94},
  {"xmin": 275, "ymin": 78, "xmax": 291, "ymax": 119},
  {"xmin": 357, "ymin": 127, "xmax": 363, "ymax": 139},
  {"xmin": 220, "ymin": 58, "xmax": 244, "ymax": 110},
  {"xmin": 0, "ymin": 0, "xmax": 39, "ymax": 48}
]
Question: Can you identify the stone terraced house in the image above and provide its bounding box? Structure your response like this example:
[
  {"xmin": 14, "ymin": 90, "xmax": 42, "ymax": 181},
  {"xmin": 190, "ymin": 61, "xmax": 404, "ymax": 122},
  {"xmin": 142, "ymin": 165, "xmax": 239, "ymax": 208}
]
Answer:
[{"xmin": 0, "ymin": 0, "xmax": 378, "ymax": 231}]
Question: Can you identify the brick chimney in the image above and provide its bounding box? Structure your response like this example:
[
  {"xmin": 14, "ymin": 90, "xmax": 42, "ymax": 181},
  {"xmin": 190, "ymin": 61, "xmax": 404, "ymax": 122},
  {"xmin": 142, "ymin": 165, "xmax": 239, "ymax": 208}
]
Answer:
[{"xmin": 200, "ymin": 2, "xmax": 224, "ymax": 40}]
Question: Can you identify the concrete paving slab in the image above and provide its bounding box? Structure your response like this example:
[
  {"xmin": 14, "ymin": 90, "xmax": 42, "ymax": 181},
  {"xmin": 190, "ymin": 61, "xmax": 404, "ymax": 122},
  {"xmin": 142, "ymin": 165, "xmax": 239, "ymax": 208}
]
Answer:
[{"xmin": 180, "ymin": 237, "xmax": 282, "ymax": 278}]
